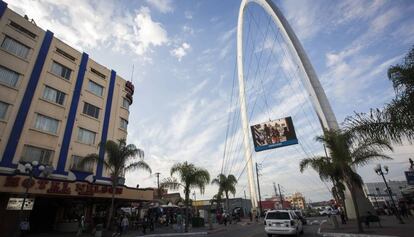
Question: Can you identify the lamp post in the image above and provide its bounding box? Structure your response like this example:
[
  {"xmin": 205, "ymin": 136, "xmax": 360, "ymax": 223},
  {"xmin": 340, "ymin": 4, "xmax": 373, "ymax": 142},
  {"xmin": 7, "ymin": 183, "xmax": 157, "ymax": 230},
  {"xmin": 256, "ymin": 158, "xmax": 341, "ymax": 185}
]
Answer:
[
  {"xmin": 374, "ymin": 164, "xmax": 404, "ymax": 224},
  {"xmin": 16, "ymin": 160, "xmax": 50, "ymax": 236}
]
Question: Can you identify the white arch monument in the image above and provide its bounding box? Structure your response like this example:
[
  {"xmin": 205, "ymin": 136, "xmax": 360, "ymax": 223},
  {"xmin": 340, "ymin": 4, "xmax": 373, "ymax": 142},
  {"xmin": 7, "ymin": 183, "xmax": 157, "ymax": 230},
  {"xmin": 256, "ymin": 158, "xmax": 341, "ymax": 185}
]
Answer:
[{"xmin": 236, "ymin": 0, "xmax": 371, "ymax": 218}]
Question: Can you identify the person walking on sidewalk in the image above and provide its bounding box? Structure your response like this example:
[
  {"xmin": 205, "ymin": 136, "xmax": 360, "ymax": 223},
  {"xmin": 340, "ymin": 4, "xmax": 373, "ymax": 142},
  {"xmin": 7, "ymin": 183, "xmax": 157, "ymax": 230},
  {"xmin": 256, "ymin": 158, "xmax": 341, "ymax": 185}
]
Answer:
[
  {"xmin": 121, "ymin": 215, "xmax": 129, "ymax": 234},
  {"xmin": 76, "ymin": 215, "xmax": 85, "ymax": 236},
  {"xmin": 339, "ymin": 207, "xmax": 346, "ymax": 224},
  {"xmin": 176, "ymin": 212, "xmax": 183, "ymax": 233}
]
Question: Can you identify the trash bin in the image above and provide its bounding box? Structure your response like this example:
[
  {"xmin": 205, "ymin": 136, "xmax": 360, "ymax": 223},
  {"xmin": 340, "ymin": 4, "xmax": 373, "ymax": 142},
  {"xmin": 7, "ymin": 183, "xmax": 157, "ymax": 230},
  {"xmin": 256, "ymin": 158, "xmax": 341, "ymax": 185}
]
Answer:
[{"xmin": 95, "ymin": 224, "xmax": 103, "ymax": 237}]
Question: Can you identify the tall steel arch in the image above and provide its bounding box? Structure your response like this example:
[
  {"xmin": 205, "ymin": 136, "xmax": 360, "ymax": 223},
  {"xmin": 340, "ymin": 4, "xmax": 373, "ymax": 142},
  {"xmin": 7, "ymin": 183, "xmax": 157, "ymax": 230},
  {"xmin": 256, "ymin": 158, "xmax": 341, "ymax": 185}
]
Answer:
[{"xmin": 236, "ymin": 0, "xmax": 339, "ymax": 211}]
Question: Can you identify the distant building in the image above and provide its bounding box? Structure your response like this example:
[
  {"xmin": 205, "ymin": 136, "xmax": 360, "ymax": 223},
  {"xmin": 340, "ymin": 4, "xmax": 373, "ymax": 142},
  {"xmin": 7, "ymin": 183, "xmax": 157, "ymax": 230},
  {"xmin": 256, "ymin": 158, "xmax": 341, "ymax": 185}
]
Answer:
[
  {"xmin": 363, "ymin": 181, "xmax": 407, "ymax": 207},
  {"xmin": 262, "ymin": 195, "xmax": 291, "ymax": 209},
  {"xmin": 285, "ymin": 192, "xmax": 306, "ymax": 209}
]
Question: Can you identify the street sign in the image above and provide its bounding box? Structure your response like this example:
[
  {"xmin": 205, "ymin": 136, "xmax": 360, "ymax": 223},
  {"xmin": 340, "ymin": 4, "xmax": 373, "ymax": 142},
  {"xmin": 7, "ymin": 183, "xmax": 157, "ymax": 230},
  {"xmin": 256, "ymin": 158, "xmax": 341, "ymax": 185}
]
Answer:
[
  {"xmin": 405, "ymin": 171, "xmax": 414, "ymax": 185},
  {"xmin": 6, "ymin": 197, "xmax": 35, "ymax": 210}
]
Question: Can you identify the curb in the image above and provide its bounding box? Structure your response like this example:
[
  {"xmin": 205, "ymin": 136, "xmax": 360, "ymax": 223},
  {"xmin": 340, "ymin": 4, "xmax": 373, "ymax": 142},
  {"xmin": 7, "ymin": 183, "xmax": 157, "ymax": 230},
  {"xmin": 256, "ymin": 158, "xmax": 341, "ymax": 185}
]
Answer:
[
  {"xmin": 317, "ymin": 220, "xmax": 397, "ymax": 237},
  {"xmin": 135, "ymin": 231, "xmax": 208, "ymax": 237}
]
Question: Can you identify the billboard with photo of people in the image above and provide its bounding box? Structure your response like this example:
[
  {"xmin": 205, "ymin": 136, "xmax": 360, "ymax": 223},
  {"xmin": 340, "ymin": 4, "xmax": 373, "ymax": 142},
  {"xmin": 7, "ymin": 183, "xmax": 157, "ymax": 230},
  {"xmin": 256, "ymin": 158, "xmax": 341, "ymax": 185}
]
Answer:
[{"xmin": 250, "ymin": 116, "xmax": 298, "ymax": 152}]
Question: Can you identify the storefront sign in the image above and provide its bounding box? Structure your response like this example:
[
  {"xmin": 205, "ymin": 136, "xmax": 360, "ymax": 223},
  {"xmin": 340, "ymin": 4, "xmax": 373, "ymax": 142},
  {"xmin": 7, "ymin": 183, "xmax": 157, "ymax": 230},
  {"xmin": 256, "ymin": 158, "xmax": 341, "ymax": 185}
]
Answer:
[
  {"xmin": 6, "ymin": 197, "xmax": 35, "ymax": 210},
  {"xmin": 3, "ymin": 176, "xmax": 122, "ymax": 196}
]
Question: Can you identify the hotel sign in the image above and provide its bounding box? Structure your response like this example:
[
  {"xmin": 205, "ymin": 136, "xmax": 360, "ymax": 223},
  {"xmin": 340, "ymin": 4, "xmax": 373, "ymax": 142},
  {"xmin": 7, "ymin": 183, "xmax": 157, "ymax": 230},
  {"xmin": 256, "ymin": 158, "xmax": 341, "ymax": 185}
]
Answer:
[
  {"xmin": 6, "ymin": 197, "xmax": 35, "ymax": 210},
  {"xmin": 3, "ymin": 176, "xmax": 122, "ymax": 196}
]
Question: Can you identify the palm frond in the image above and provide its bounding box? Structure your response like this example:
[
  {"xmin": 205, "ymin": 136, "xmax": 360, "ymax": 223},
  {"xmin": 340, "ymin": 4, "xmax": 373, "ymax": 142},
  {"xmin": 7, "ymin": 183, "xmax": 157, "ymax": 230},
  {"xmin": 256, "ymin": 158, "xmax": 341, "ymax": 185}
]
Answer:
[{"xmin": 125, "ymin": 160, "xmax": 152, "ymax": 173}]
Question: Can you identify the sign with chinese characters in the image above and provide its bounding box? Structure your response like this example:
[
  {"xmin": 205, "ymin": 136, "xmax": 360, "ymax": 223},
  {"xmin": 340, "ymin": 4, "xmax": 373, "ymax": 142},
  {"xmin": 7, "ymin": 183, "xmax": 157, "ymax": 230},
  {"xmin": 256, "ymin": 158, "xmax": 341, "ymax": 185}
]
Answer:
[{"xmin": 6, "ymin": 197, "xmax": 35, "ymax": 210}]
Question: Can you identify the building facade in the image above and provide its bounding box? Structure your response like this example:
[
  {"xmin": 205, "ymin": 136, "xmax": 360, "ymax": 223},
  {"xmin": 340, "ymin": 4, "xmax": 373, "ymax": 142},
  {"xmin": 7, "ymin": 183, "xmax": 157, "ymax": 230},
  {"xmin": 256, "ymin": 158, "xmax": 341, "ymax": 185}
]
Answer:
[
  {"xmin": 363, "ymin": 181, "xmax": 407, "ymax": 208},
  {"xmin": 0, "ymin": 1, "xmax": 152, "ymax": 235},
  {"xmin": 285, "ymin": 192, "xmax": 306, "ymax": 210}
]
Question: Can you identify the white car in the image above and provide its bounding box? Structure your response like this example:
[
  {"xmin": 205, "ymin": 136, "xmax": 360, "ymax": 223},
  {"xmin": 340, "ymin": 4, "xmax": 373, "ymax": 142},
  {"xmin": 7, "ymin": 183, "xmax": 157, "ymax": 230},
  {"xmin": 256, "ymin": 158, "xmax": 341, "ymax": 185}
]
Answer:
[{"xmin": 264, "ymin": 210, "xmax": 303, "ymax": 236}]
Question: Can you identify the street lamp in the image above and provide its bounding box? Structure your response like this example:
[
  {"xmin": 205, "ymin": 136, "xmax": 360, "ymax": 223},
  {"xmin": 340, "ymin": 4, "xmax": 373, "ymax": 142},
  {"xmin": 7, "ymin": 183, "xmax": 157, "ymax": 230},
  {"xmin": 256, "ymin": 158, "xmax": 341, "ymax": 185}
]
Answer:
[
  {"xmin": 374, "ymin": 164, "xmax": 404, "ymax": 224},
  {"xmin": 16, "ymin": 161, "xmax": 51, "ymax": 235}
]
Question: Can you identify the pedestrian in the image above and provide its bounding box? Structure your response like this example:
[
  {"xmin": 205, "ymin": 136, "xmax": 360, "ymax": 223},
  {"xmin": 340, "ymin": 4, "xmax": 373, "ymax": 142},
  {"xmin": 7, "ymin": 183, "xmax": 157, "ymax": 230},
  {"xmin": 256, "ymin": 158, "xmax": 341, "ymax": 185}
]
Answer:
[
  {"xmin": 142, "ymin": 214, "xmax": 148, "ymax": 234},
  {"xmin": 249, "ymin": 211, "xmax": 252, "ymax": 222},
  {"xmin": 19, "ymin": 218, "xmax": 30, "ymax": 237},
  {"xmin": 223, "ymin": 212, "xmax": 228, "ymax": 226},
  {"xmin": 121, "ymin": 215, "xmax": 129, "ymax": 234},
  {"xmin": 339, "ymin": 207, "xmax": 346, "ymax": 224},
  {"xmin": 76, "ymin": 215, "xmax": 85, "ymax": 236},
  {"xmin": 176, "ymin": 212, "xmax": 183, "ymax": 233}
]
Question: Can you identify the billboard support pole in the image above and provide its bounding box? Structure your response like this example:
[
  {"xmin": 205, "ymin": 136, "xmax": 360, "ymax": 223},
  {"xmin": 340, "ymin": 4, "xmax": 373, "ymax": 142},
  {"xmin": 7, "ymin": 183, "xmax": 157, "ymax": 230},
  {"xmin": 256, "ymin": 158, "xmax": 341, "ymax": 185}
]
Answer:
[{"xmin": 237, "ymin": 0, "xmax": 373, "ymax": 219}]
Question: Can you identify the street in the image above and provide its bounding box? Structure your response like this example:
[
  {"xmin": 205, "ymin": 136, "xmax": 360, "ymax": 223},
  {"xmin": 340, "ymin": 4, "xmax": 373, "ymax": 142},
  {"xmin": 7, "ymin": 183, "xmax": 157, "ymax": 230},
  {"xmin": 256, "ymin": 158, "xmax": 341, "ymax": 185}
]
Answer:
[{"xmin": 207, "ymin": 217, "xmax": 324, "ymax": 237}]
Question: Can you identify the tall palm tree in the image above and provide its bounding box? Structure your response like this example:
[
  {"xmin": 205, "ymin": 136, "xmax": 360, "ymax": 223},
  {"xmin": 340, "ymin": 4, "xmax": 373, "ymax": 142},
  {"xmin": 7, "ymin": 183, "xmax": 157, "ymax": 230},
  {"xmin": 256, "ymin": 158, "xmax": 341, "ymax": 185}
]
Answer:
[
  {"xmin": 300, "ymin": 129, "xmax": 393, "ymax": 233},
  {"xmin": 160, "ymin": 162, "xmax": 210, "ymax": 232},
  {"xmin": 346, "ymin": 47, "xmax": 414, "ymax": 143},
  {"xmin": 211, "ymin": 174, "xmax": 237, "ymax": 212},
  {"xmin": 80, "ymin": 139, "xmax": 151, "ymax": 230}
]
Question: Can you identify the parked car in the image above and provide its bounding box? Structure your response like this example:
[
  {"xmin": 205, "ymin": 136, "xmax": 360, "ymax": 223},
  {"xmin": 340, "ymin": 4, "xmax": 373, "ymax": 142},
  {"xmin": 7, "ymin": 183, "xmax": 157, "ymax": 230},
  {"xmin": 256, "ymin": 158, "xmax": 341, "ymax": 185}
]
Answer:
[
  {"xmin": 294, "ymin": 210, "xmax": 307, "ymax": 225},
  {"xmin": 264, "ymin": 210, "xmax": 303, "ymax": 236},
  {"xmin": 319, "ymin": 207, "xmax": 338, "ymax": 216}
]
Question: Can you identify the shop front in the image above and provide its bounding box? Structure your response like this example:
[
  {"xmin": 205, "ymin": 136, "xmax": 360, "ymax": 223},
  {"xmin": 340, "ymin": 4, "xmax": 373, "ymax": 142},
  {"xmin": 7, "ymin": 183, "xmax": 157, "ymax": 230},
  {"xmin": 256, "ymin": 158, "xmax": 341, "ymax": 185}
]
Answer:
[{"xmin": 0, "ymin": 174, "xmax": 154, "ymax": 236}]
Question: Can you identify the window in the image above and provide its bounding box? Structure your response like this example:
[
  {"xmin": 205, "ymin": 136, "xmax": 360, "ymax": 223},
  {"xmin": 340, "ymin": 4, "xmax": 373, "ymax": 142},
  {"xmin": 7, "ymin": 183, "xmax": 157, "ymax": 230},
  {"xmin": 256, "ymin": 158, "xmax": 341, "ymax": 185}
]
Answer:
[
  {"xmin": 122, "ymin": 98, "xmax": 130, "ymax": 110},
  {"xmin": 71, "ymin": 155, "xmax": 93, "ymax": 172},
  {"xmin": 83, "ymin": 102, "xmax": 99, "ymax": 119},
  {"xmin": 91, "ymin": 68, "xmax": 106, "ymax": 79},
  {"xmin": 51, "ymin": 61, "xmax": 71, "ymax": 80},
  {"xmin": 0, "ymin": 101, "xmax": 9, "ymax": 119},
  {"xmin": 9, "ymin": 21, "xmax": 36, "ymax": 39},
  {"xmin": 0, "ymin": 65, "xmax": 19, "ymax": 87},
  {"xmin": 42, "ymin": 86, "xmax": 65, "ymax": 105},
  {"xmin": 88, "ymin": 80, "xmax": 103, "ymax": 96},
  {"xmin": 1, "ymin": 36, "xmax": 30, "ymax": 58},
  {"xmin": 56, "ymin": 48, "xmax": 75, "ymax": 61},
  {"xmin": 77, "ymin": 128, "xmax": 96, "ymax": 145},
  {"xmin": 34, "ymin": 114, "xmax": 59, "ymax": 134},
  {"xmin": 21, "ymin": 145, "xmax": 53, "ymax": 164},
  {"xmin": 120, "ymin": 118, "xmax": 128, "ymax": 130},
  {"xmin": 265, "ymin": 212, "xmax": 290, "ymax": 220}
]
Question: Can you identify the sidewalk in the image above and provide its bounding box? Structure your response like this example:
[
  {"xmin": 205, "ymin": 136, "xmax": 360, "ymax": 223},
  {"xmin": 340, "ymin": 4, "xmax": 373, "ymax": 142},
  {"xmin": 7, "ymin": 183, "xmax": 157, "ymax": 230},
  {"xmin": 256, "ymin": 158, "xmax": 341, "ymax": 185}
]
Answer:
[
  {"xmin": 319, "ymin": 215, "xmax": 414, "ymax": 237},
  {"xmin": 28, "ymin": 220, "xmax": 251, "ymax": 237}
]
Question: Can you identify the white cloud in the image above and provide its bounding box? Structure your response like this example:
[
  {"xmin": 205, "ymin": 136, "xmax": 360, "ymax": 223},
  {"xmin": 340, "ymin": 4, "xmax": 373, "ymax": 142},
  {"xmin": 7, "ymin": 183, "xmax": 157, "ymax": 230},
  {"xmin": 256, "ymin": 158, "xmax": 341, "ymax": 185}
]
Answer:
[
  {"xmin": 8, "ymin": 1, "xmax": 169, "ymax": 58},
  {"xmin": 170, "ymin": 42, "xmax": 191, "ymax": 61},
  {"xmin": 146, "ymin": 0, "xmax": 174, "ymax": 13},
  {"xmin": 184, "ymin": 11, "xmax": 193, "ymax": 19}
]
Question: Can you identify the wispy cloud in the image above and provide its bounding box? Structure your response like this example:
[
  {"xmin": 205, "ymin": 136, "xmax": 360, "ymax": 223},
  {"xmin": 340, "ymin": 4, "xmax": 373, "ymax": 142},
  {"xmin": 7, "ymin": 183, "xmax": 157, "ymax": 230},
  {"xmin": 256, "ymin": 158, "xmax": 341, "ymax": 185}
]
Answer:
[
  {"xmin": 146, "ymin": 0, "xmax": 174, "ymax": 13},
  {"xmin": 170, "ymin": 42, "xmax": 191, "ymax": 61}
]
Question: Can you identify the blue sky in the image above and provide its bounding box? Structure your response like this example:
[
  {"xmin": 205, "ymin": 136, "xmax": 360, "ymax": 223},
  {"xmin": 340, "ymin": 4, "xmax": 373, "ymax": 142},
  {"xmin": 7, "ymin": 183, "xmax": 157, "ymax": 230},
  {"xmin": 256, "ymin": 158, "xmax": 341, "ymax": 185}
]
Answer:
[{"xmin": 9, "ymin": 0, "xmax": 414, "ymax": 202}]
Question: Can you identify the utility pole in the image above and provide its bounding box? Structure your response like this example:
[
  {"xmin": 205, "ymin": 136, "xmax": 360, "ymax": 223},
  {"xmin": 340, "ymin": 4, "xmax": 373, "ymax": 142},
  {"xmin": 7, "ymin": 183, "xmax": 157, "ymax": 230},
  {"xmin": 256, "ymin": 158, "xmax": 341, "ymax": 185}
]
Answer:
[
  {"xmin": 273, "ymin": 182, "xmax": 278, "ymax": 197},
  {"xmin": 256, "ymin": 162, "xmax": 263, "ymax": 217},
  {"xmin": 244, "ymin": 190, "xmax": 247, "ymax": 215},
  {"xmin": 155, "ymin": 172, "xmax": 161, "ymax": 199},
  {"xmin": 278, "ymin": 184, "xmax": 283, "ymax": 209}
]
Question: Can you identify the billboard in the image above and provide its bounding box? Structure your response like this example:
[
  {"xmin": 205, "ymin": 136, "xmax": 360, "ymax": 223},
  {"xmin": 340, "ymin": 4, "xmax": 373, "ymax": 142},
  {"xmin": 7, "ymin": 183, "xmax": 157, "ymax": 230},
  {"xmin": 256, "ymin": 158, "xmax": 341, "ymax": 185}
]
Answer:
[{"xmin": 250, "ymin": 116, "xmax": 298, "ymax": 152}]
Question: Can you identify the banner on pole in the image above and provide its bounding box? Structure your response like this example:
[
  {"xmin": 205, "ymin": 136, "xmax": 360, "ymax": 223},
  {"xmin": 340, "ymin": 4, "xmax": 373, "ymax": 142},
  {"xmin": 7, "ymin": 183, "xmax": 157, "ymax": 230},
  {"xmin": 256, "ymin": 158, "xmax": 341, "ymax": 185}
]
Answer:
[{"xmin": 250, "ymin": 116, "xmax": 298, "ymax": 152}]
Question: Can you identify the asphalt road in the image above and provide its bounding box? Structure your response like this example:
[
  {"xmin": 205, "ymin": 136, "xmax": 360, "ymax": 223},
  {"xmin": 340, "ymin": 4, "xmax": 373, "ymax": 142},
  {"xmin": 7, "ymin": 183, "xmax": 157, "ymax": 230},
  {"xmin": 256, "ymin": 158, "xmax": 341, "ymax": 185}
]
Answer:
[{"xmin": 208, "ymin": 217, "xmax": 325, "ymax": 237}]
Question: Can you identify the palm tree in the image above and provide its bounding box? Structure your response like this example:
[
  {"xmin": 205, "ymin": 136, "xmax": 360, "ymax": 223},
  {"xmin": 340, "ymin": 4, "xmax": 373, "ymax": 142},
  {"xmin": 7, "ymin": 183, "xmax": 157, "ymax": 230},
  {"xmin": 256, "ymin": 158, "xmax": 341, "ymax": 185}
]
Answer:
[
  {"xmin": 160, "ymin": 161, "xmax": 210, "ymax": 232},
  {"xmin": 346, "ymin": 47, "xmax": 414, "ymax": 143},
  {"xmin": 211, "ymin": 174, "xmax": 237, "ymax": 213},
  {"xmin": 80, "ymin": 139, "xmax": 151, "ymax": 230},
  {"xmin": 300, "ymin": 129, "xmax": 393, "ymax": 233}
]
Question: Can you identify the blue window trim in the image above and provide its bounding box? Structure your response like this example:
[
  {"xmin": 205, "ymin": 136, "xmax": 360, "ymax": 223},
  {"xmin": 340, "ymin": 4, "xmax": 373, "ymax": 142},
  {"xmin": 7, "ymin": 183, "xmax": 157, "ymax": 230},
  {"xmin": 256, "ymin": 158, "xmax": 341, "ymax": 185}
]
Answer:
[
  {"xmin": 0, "ymin": 30, "xmax": 53, "ymax": 168},
  {"xmin": 96, "ymin": 70, "xmax": 116, "ymax": 178},
  {"xmin": 56, "ymin": 52, "xmax": 89, "ymax": 174},
  {"xmin": 0, "ymin": 1, "xmax": 7, "ymax": 19}
]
